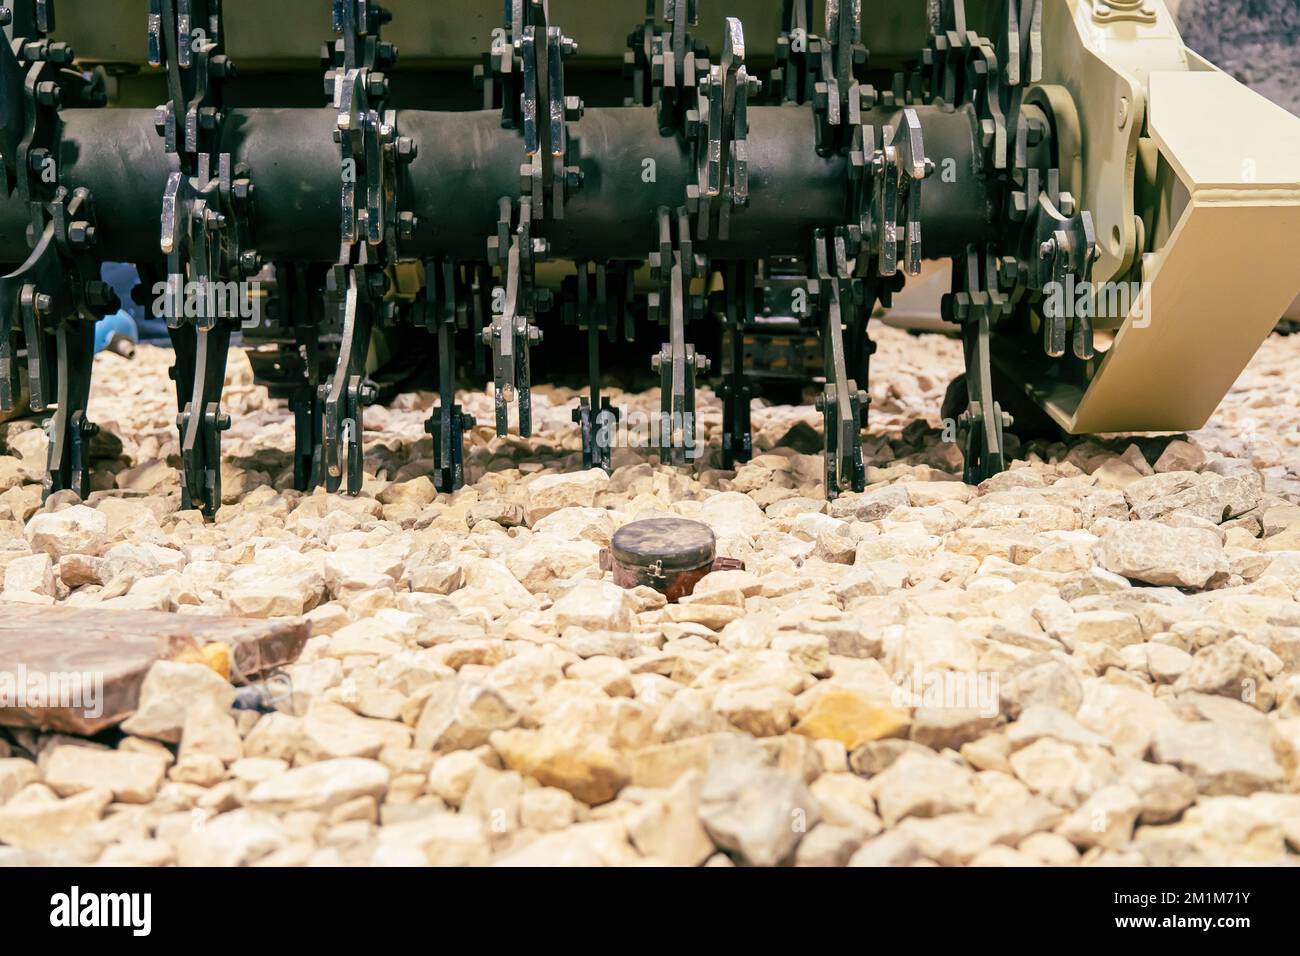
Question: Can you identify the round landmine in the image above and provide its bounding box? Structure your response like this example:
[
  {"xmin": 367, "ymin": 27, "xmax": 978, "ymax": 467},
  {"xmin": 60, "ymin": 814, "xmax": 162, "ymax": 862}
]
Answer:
[{"xmin": 600, "ymin": 516, "xmax": 742, "ymax": 602}]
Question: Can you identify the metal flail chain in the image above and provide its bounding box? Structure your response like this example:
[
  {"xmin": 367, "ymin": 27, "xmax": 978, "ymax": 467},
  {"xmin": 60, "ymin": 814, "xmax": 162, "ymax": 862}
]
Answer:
[
  {"xmin": 479, "ymin": 0, "xmax": 584, "ymax": 448},
  {"xmin": 316, "ymin": 0, "xmax": 403, "ymax": 495},
  {"xmin": 0, "ymin": 1, "xmax": 118, "ymax": 501},
  {"xmin": 149, "ymin": 0, "xmax": 259, "ymax": 515},
  {"xmin": 923, "ymin": 0, "xmax": 1099, "ymax": 482}
]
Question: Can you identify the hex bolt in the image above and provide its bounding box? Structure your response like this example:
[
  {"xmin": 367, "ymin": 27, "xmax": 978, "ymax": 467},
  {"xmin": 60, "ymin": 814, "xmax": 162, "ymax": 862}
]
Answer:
[
  {"xmin": 35, "ymin": 81, "xmax": 60, "ymax": 107},
  {"xmin": 85, "ymin": 280, "xmax": 117, "ymax": 310},
  {"xmin": 68, "ymin": 221, "xmax": 95, "ymax": 247}
]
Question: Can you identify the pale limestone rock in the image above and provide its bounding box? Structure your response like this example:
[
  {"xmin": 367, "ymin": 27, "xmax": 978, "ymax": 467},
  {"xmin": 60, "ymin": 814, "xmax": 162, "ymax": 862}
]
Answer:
[
  {"xmin": 1006, "ymin": 706, "xmax": 1109, "ymax": 751},
  {"xmin": 565, "ymin": 656, "xmax": 633, "ymax": 697},
  {"xmin": 243, "ymin": 713, "xmax": 304, "ymax": 762},
  {"xmin": 699, "ymin": 490, "xmax": 768, "ymax": 539},
  {"xmin": 553, "ymin": 580, "xmax": 635, "ymax": 632},
  {"xmin": 98, "ymin": 838, "xmax": 177, "ymax": 867},
  {"xmin": 0, "ymin": 758, "xmax": 40, "ymax": 805},
  {"xmin": 1018, "ymin": 831, "xmax": 1080, "ymax": 866},
  {"xmin": 1150, "ymin": 719, "xmax": 1284, "ymax": 796},
  {"xmin": 1154, "ymin": 440, "xmax": 1207, "ymax": 474},
  {"xmin": 408, "ymin": 561, "xmax": 464, "ymax": 595},
  {"xmin": 1054, "ymin": 784, "xmax": 1142, "ymax": 850},
  {"xmin": 376, "ymin": 813, "xmax": 490, "ymax": 866},
  {"xmin": 523, "ymin": 469, "xmax": 611, "ymax": 525},
  {"xmin": 169, "ymin": 753, "xmax": 227, "ymax": 787},
  {"xmin": 299, "ymin": 701, "xmax": 411, "ymax": 761},
  {"xmin": 1008, "ymin": 738, "xmax": 1115, "ymax": 809},
  {"xmin": 460, "ymin": 765, "xmax": 524, "ymax": 839},
  {"xmin": 1097, "ymin": 522, "xmax": 1228, "ymax": 588},
  {"xmin": 493, "ymin": 820, "xmax": 638, "ymax": 866},
  {"xmin": 795, "ymin": 823, "xmax": 866, "ymax": 866},
  {"xmin": 626, "ymin": 770, "xmax": 714, "ymax": 866},
  {"xmin": 909, "ymin": 707, "xmax": 1000, "ymax": 751},
  {"xmin": 712, "ymin": 683, "xmax": 795, "ymax": 737},
  {"xmin": 1116, "ymin": 759, "xmax": 1197, "ymax": 824},
  {"xmin": 25, "ymin": 505, "xmax": 108, "ymax": 558},
  {"xmin": 245, "ymin": 758, "xmax": 390, "ymax": 812},
  {"xmin": 228, "ymin": 582, "xmax": 307, "ymax": 618},
  {"xmin": 519, "ymin": 786, "xmax": 578, "ymax": 832},
  {"xmin": 998, "ymin": 653, "xmax": 1083, "ymax": 719},
  {"xmin": 427, "ymin": 751, "xmax": 485, "ymax": 808},
  {"xmin": 894, "ymin": 813, "xmax": 1022, "ymax": 866},
  {"xmin": 176, "ymin": 809, "xmax": 287, "ymax": 867},
  {"xmin": 867, "ymin": 752, "xmax": 976, "ymax": 826},
  {"xmin": 0, "ymin": 786, "xmax": 112, "ymax": 849},
  {"xmin": 697, "ymin": 736, "xmax": 820, "ymax": 866},
  {"xmin": 1172, "ymin": 635, "xmax": 1282, "ymax": 709},
  {"xmin": 414, "ymin": 679, "xmax": 520, "ymax": 753},
  {"xmin": 119, "ymin": 661, "xmax": 237, "ymax": 744},
  {"xmin": 532, "ymin": 506, "xmax": 616, "ymax": 546},
  {"xmin": 179, "ymin": 695, "xmax": 244, "ymax": 765},
  {"xmin": 846, "ymin": 830, "xmax": 927, "ymax": 866},
  {"xmin": 3, "ymin": 553, "xmax": 55, "ymax": 596}
]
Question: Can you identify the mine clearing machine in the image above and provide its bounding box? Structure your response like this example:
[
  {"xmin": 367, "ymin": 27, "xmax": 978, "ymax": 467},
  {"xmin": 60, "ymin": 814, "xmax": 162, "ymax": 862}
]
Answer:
[{"xmin": 1, "ymin": 0, "xmax": 1298, "ymax": 515}]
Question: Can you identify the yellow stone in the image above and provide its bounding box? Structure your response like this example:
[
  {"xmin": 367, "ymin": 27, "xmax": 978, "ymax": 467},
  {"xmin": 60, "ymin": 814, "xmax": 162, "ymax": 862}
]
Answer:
[
  {"xmin": 794, "ymin": 688, "xmax": 910, "ymax": 750},
  {"xmin": 175, "ymin": 641, "xmax": 231, "ymax": 681}
]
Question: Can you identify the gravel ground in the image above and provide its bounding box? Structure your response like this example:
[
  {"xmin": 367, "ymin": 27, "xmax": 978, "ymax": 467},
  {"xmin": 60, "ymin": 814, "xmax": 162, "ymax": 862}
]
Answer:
[{"xmin": 0, "ymin": 325, "xmax": 1298, "ymax": 867}]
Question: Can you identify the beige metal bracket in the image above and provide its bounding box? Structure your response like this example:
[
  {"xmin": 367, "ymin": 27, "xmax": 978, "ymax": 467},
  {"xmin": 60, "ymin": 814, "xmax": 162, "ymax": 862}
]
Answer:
[
  {"xmin": 1094, "ymin": 0, "xmax": 1158, "ymax": 24},
  {"xmin": 997, "ymin": 0, "xmax": 1300, "ymax": 436}
]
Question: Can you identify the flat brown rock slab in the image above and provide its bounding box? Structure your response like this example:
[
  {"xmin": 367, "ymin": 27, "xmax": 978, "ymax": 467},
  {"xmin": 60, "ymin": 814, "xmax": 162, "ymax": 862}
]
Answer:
[{"xmin": 0, "ymin": 607, "xmax": 308, "ymax": 735}]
